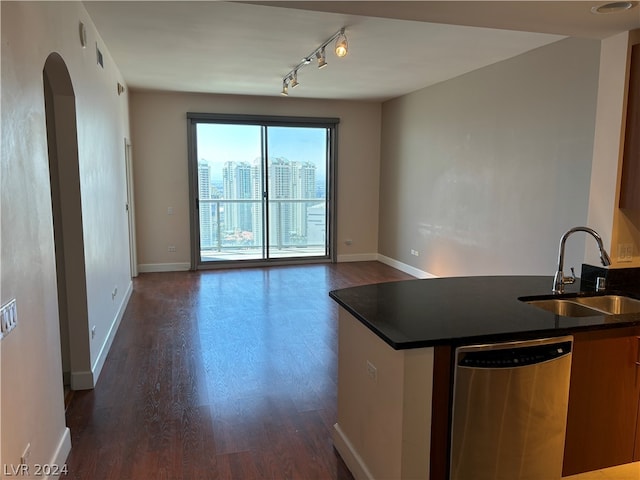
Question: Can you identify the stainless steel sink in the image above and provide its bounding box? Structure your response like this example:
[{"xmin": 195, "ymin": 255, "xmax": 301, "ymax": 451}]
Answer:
[
  {"xmin": 525, "ymin": 299, "xmax": 603, "ymax": 317},
  {"xmin": 523, "ymin": 295, "xmax": 640, "ymax": 317},
  {"xmin": 573, "ymin": 295, "xmax": 640, "ymax": 314}
]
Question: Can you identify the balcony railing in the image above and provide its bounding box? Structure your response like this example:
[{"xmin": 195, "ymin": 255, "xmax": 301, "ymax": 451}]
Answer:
[{"xmin": 199, "ymin": 198, "xmax": 328, "ymax": 261}]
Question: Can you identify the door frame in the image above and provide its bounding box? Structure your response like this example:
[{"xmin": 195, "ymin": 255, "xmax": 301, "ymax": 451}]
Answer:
[
  {"xmin": 186, "ymin": 112, "xmax": 339, "ymax": 270},
  {"xmin": 124, "ymin": 138, "xmax": 138, "ymax": 277},
  {"xmin": 43, "ymin": 52, "xmax": 92, "ymax": 390}
]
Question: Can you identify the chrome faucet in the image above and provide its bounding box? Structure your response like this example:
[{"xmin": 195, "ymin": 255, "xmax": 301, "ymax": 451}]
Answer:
[{"xmin": 553, "ymin": 226, "xmax": 611, "ymax": 294}]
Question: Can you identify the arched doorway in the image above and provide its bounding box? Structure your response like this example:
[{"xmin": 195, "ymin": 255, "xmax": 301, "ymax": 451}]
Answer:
[{"xmin": 43, "ymin": 53, "xmax": 91, "ymax": 400}]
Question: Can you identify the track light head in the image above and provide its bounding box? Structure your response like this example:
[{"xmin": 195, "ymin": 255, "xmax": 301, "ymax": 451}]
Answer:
[
  {"xmin": 291, "ymin": 71, "xmax": 299, "ymax": 88},
  {"xmin": 281, "ymin": 79, "xmax": 289, "ymax": 96},
  {"xmin": 316, "ymin": 47, "xmax": 327, "ymax": 69},
  {"xmin": 335, "ymin": 31, "xmax": 348, "ymax": 57}
]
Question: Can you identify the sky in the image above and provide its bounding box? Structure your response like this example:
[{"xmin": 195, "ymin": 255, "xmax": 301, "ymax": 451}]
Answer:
[{"xmin": 196, "ymin": 124, "xmax": 328, "ymax": 172}]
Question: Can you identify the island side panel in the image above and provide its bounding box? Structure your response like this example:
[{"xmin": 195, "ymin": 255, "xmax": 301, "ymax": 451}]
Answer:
[
  {"xmin": 333, "ymin": 307, "xmax": 435, "ymax": 479},
  {"xmin": 401, "ymin": 348, "xmax": 436, "ymax": 479}
]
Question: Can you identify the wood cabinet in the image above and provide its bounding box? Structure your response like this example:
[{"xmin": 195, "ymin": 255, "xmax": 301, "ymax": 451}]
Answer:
[{"xmin": 562, "ymin": 327, "xmax": 640, "ymax": 476}]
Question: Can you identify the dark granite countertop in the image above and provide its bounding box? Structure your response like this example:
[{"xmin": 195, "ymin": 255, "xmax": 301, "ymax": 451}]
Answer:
[{"xmin": 329, "ymin": 276, "xmax": 640, "ymax": 350}]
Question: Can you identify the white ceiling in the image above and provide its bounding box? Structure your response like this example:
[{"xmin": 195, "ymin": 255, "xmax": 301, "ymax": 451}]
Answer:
[{"xmin": 83, "ymin": 1, "xmax": 640, "ymax": 101}]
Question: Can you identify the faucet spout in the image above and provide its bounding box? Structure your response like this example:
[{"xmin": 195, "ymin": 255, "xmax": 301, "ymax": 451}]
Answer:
[{"xmin": 552, "ymin": 226, "xmax": 611, "ymax": 294}]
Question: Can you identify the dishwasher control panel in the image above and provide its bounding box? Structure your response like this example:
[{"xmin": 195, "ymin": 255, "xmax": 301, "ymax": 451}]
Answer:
[{"xmin": 458, "ymin": 340, "xmax": 572, "ymax": 368}]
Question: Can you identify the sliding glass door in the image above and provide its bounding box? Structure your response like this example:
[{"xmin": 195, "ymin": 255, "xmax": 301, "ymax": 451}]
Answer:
[{"xmin": 187, "ymin": 114, "xmax": 337, "ymax": 268}]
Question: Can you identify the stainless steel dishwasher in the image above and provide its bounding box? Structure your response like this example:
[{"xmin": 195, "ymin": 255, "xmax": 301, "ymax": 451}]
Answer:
[{"xmin": 449, "ymin": 336, "xmax": 573, "ymax": 480}]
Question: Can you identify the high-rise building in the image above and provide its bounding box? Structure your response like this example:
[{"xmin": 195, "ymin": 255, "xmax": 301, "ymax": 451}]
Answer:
[
  {"xmin": 223, "ymin": 161, "xmax": 254, "ymax": 241},
  {"xmin": 251, "ymin": 158, "xmax": 264, "ymax": 247},
  {"xmin": 268, "ymin": 157, "xmax": 293, "ymax": 247},
  {"xmin": 198, "ymin": 160, "xmax": 213, "ymax": 249},
  {"xmin": 266, "ymin": 157, "xmax": 317, "ymax": 247},
  {"xmin": 293, "ymin": 161, "xmax": 317, "ymax": 238},
  {"xmin": 306, "ymin": 203, "xmax": 326, "ymax": 246}
]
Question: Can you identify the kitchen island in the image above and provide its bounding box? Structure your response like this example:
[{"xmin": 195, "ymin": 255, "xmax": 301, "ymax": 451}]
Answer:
[{"xmin": 329, "ymin": 276, "xmax": 640, "ymax": 480}]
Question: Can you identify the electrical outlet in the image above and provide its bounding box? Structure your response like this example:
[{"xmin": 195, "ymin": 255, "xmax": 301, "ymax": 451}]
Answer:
[
  {"xmin": 344, "ymin": 239, "xmax": 352, "ymax": 246},
  {"xmin": 366, "ymin": 360, "xmax": 377, "ymax": 383},
  {"xmin": 91, "ymin": 325, "xmax": 96, "ymax": 340},
  {"xmin": 617, "ymin": 243, "xmax": 633, "ymax": 262},
  {"xmin": 168, "ymin": 246, "xmax": 176, "ymax": 252},
  {"xmin": 1, "ymin": 299, "xmax": 18, "ymax": 338},
  {"xmin": 111, "ymin": 286, "xmax": 118, "ymax": 300},
  {"xmin": 410, "ymin": 249, "xmax": 419, "ymax": 257}
]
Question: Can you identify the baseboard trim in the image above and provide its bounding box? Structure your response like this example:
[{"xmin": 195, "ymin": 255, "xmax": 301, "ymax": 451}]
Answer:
[
  {"xmin": 332, "ymin": 423, "xmax": 374, "ymax": 480},
  {"xmin": 69, "ymin": 371, "xmax": 93, "ymax": 391},
  {"xmin": 136, "ymin": 257, "xmax": 434, "ymax": 280},
  {"xmin": 46, "ymin": 427, "xmax": 71, "ymax": 479},
  {"xmin": 377, "ymin": 254, "xmax": 437, "ymax": 279},
  {"xmin": 91, "ymin": 280, "xmax": 133, "ymax": 385},
  {"xmin": 69, "ymin": 281, "xmax": 134, "ymax": 390},
  {"xmin": 138, "ymin": 262, "xmax": 191, "ymax": 273},
  {"xmin": 336, "ymin": 253, "xmax": 378, "ymax": 262}
]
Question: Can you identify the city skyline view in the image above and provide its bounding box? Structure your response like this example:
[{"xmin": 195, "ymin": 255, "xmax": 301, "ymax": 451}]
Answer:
[{"xmin": 199, "ymin": 155, "xmax": 326, "ymax": 200}]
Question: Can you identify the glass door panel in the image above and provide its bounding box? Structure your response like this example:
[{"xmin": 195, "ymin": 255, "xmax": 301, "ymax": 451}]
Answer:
[
  {"xmin": 195, "ymin": 123, "xmax": 264, "ymax": 262},
  {"xmin": 266, "ymin": 127, "xmax": 328, "ymax": 259}
]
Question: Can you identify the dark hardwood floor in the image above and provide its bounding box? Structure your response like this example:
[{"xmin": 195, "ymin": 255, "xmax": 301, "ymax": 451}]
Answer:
[{"xmin": 64, "ymin": 261, "xmax": 414, "ymax": 479}]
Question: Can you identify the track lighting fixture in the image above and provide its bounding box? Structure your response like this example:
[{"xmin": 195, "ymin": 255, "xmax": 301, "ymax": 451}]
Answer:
[{"xmin": 280, "ymin": 28, "xmax": 347, "ymax": 95}]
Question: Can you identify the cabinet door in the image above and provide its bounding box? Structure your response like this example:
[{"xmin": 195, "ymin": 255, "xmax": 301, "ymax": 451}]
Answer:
[{"xmin": 563, "ymin": 329, "xmax": 640, "ymax": 476}]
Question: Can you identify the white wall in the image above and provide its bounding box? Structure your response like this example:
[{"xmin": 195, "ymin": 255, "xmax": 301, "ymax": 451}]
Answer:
[
  {"xmin": 379, "ymin": 37, "xmax": 601, "ymax": 277},
  {"xmin": 129, "ymin": 91, "xmax": 382, "ymax": 271},
  {"xmin": 1, "ymin": 1, "xmax": 131, "ymax": 468}
]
